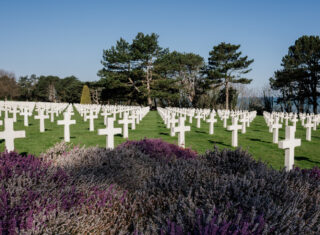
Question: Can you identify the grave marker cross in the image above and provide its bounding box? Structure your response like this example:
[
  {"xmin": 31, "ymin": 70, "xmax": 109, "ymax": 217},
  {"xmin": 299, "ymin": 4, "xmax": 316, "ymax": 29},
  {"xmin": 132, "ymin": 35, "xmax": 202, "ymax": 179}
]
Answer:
[
  {"xmin": 0, "ymin": 118, "xmax": 25, "ymax": 152},
  {"xmin": 98, "ymin": 118, "xmax": 122, "ymax": 149},
  {"xmin": 278, "ymin": 126, "xmax": 301, "ymax": 171},
  {"xmin": 57, "ymin": 112, "xmax": 76, "ymax": 142},
  {"xmin": 173, "ymin": 117, "xmax": 190, "ymax": 148}
]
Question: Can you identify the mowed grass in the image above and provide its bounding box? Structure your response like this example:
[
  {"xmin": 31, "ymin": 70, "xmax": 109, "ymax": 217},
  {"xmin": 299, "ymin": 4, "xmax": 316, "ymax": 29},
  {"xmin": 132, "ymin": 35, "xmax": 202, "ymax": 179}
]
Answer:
[{"xmin": 1, "ymin": 109, "xmax": 320, "ymax": 170}]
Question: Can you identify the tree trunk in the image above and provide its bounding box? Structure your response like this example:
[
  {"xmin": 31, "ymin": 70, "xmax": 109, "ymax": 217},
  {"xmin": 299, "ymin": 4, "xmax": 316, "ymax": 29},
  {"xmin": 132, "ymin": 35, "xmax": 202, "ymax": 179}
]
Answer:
[
  {"xmin": 225, "ymin": 80, "xmax": 229, "ymax": 110},
  {"xmin": 146, "ymin": 61, "xmax": 152, "ymax": 108}
]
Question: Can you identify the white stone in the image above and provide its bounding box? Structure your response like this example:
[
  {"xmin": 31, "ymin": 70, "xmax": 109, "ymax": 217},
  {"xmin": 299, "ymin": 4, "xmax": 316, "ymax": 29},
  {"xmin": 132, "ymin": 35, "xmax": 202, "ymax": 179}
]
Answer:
[
  {"xmin": 20, "ymin": 108, "xmax": 31, "ymax": 127},
  {"xmin": 0, "ymin": 118, "xmax": 25, "ymax": 152},
  {"xmin": 98, "ymin": 118, "xmax": 122, "ymax": 149},
  {"xmin": 272, "ymin": 117, "xmax": 282, "ymax": 144},
  {"xmin": 34, "ymin": 109, "xmax": 49, "ymax": 133},
  {"xmin": 173, "ymin": 117, "xmax": 190, "ymax": 148},
  {"xmin": 278, "ymin": 126, "xmax": 301, "ymax": 171},
  {"xmin": 206, "ymin": 113, "xmax": 217, "ymax": 135},
  {"xmin": 57, "ymin": 112, "xmax": 76, "ymax": 142},
  {"xmin": 118, "ymin": 112, "xmax": 133, "ymax": 138},
  {"xmin": 195, "ymin": 113, "xmax": 202, "ymax": 128},
  {"xmin": 304, "ymin": 117, "xmax": 313, "ymax": 141},
  {"xmin": 87, "ymin": 110, "xmax": 98, "ymax": 132},
  {"xmin": 227, "ymin": 117, "xmax": 242, "ymax": 147}
]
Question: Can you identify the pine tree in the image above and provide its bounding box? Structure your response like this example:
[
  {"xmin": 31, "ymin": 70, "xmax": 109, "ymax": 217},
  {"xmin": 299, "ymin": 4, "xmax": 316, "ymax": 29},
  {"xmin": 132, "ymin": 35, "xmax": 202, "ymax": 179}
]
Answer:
[
  {"xmin": 80, "ymin": 85, "xmax": 92, "ymax": 104},
  {"xmin": 206, "ymin": 42, "xmax": 253, "ymax": 110}
]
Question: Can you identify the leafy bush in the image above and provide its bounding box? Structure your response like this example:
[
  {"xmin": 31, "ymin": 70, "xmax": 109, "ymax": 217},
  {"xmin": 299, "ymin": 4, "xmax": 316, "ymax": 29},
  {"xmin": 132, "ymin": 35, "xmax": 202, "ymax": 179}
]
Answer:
[{"xmin": 1, "ymin": 140, "xmax": 320, "ymax": 234}]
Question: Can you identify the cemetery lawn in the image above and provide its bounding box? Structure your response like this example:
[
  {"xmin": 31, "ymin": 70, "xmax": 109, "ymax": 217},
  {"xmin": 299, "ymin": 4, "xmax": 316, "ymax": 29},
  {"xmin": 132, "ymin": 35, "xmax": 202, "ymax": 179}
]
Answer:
[{"xmin": 1, "ymin": 109, "xmax": 320, "ymax": 170}]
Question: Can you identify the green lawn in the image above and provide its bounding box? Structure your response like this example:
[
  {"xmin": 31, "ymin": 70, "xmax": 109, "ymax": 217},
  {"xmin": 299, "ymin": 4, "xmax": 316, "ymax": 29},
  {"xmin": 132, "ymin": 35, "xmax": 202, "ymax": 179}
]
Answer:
[{"xmin": 1, "ymin": 109, "xmax": 320, "ymax": 170}]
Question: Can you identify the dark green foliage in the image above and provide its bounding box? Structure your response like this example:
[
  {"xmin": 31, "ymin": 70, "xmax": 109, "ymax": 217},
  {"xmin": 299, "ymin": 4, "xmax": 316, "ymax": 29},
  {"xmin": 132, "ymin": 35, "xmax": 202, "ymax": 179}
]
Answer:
[
  {"xmin": 80, "ymin": 84, "xmax": 92, "ymax": 104},
  {"xmin": 217, "ymin": 86, "xmax": 238, "ymax": 109},
  {"xmin": 205, "ymin": 42, "xmax": 254, "ymax": 109},
  {"xmin": 18, "ymin": 74, "xmax": 83, "ymax": 103},
  {"xmin": 270, "ymin": 35, "xmax": 320, "ymax": 113}
]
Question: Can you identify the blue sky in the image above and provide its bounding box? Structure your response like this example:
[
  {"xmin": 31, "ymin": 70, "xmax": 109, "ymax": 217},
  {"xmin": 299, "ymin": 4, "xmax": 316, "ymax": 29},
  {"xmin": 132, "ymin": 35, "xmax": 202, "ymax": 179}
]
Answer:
[{"xmin": 1, "ymin": 0, "xmax": 319, "ymax": 88}]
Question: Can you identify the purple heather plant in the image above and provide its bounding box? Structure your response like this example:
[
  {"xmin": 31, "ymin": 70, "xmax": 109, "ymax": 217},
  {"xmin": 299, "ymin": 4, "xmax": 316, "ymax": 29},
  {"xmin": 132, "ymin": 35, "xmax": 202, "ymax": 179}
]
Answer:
[
  {"xmin": 1, "ymin": 141, "xmax": 320, "ymax": 234},
  {"xmin": 118, "ymin": 138, "xmax": 198, "ymax": 160}
]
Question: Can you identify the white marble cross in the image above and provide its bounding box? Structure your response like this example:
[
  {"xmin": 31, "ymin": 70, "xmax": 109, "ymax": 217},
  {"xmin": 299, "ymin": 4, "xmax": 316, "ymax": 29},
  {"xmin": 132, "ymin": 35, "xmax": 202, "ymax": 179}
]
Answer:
[
  {"xmin": 129, "ymin": 113, "xmax": 136, "ymax": 130},
  {"xmin": 11, "ymin": 107, "xmax": 19, "ymax": 122},
  {"xmin": 173, "ymin": 117, "xmax": 190, "ymax": 148},
  {"xmin": 221, "ymin": 114, "xmax": 228, "ymax": 128},
  {"xmin": 206, "ymin": 113, "xmax": 217, "ymax": 135},
  {"xmin": 227, "ymin": 117, "xmax": 242, "ymax": 147},
  {"xmin": 118, "ymin": 112, "xmax": 132, "ymax": 138},
  {"xmin": 87, "ymin": 110, "xmax": 98, "ymax": 132},
  {"xmin": 304, "ymin": 117, "xmax": 313, "ymax": 141},
  {"xmin": 272, "ymin": 117, "xmax": 282, "ymax": 144},
  {"xmin": 278, "ymin": 126, "xmax": 301, "ymax": 171},
  {"xmin": 170, "ymin": 115, "xmax": 178, "ymax": 137},
  {"xmin": 98, "ymin": 118, "xmax": 122, "ymax": 149},
  {"xmin": 239, "ymin": 115, "xmax": 248, "ymax": 134},
  {"xmin": 34, "ymin": 109, "xmax": 49, "ymax": 133},
  {"xmin": 57, "ymin": 112, "xmax": 76, "ymax": 142},
  {"xmin": 291, "ymin": 115, "xmax": 299, "ymax": 131},
  {"xmin": 195, "ymin": 113, "xmax": 202, "ymax": 128},
  {"xmin": 47, "ymin": 109, "xmax": 56, "ymax": 122},
  {"xmin": 0, "ymin": 118, "xmax": 25, "ymax": 152},
  {"xmin": 20, "ymin": 108, "xmax": 31, "ymax": 127},
  {"xmin": 101, "ymin": 110, "xmax": 111, "ymax": 125}
]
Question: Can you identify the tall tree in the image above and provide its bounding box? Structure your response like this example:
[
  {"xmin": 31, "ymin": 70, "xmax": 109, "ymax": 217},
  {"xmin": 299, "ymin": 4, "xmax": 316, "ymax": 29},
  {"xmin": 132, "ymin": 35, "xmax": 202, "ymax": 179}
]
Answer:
[
  {"xmin": 18, "ymin": 74, "xmax": 38, "ymax": 101},
  {"xmin": 271, "ymin": 35, "xmax": 320, "ymax": 113},
  {"xmin": 206, "ymin": 42, "xmax": 254, "ymax": 109},
  {"xmin": 0, "ymin": 70, "xmax": 20, "ymax": 100},
  {"xmin": 154, "ymin": 51, "xmax": 204, "ymax": 107},
  {"xmin": 131, "ymin": 32, "xmax": 165, "ymax": 107},
  {"xmin": 80, "ymin": 85, "xmax": 92, "ymax": 104},
  {"xmin": 98, "ymin": 38, "xmax": 144, "ymax": 104}
]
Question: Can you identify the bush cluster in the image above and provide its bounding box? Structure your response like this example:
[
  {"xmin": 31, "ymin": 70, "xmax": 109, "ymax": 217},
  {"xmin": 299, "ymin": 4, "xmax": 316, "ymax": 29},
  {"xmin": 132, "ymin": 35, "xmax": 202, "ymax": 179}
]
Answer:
[{"xmin": 1, "ymin": 139, "xmax": 320, "ymax": 234}]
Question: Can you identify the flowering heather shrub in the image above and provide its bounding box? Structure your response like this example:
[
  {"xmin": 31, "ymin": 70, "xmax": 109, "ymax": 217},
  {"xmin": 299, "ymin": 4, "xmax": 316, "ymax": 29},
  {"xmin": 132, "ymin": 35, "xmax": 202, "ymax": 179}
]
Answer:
[
  {"xmin": 3, "ymin": 141, "xmax": 320, "ymax": 234},
  {"xmin": 0, "ymin": 150, "xmax": 128, "ymax": 234},
  {"xmin": 118, "ymin": 138, "xmax": 198, "ymax": 160}
]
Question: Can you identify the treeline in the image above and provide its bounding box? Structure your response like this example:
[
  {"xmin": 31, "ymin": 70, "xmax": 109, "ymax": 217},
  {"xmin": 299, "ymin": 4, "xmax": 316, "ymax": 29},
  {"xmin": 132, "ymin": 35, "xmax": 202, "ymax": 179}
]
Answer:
[
  {"xmin": 2, "ymin": 33, "xmax": 319, "ymax": 112},
  {"xmin": 98, "ymin": 33, "xmax": 253, "ymax": 109},
  {"xmin": 270, "ymin": 35, "xmax": 320, "ymax": 113},
  {"xmin": 0, "ymin": 72, "xmax": 84, "ymax": 103}
]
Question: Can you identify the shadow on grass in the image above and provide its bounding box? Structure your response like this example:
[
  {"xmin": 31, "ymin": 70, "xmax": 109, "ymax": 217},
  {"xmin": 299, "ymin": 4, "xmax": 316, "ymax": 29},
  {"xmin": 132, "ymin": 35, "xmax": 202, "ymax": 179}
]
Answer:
[
  {"xmin": 160, "ymin": 132, "xmax": 169, "ymax": 136},
  {"xmin": 208, "ymin": 140, "xmax": 230, "ymax": 148},
  {"xmin": 249, "ymin": 138, "xmax": 271, "ymax": 144},
  {"xmin": 0, "ymin": 139, "xmax": 4, "ymax": 144},
  {"xmin": 195, "ymin": 130, "xmax": 206, "ymax": 134},
  {"xmin": 295, "ymin": 156, "xmax": 320, "ymax": 164},
  {"xmin": 59, "ymin": 136, "xmax": 76, "ymax": 139}
]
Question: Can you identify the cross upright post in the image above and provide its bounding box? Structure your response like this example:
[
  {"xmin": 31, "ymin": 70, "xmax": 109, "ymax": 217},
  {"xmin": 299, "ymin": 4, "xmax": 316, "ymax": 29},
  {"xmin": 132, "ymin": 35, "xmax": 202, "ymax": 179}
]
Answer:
[
  {"xmin": 118, "ymin": 112, "xmax": 132, "ymax": 138},
  {"xmin": 0, "ymin": 118, "xmax": 25, "ymax": 152},
  {"xmin": 34, "ymin": 109, "xmax": 49, "ymax": 133},
  {"xmin": 272, "ymin": 116, "xmax": 282, "ymax": 143},
  {"xmin": 278, "ymin": 126, "xmax": 301, "ymax": 171},
  {"xmin": 98, "ymin": 118, "xmax": 122, "ymax": 149},
  {"xmin": 57, "ymin": 112, "xmax": 76, "ymax": 142},
  {"xmin": 227, "ymin": 117, "xmax": 242, "ymax": 147},
  {"xmin": 173, "ymin": 117, "xmax": 190, "ymax": 148},
  {"xmin": 206, "ymin": 112, "xmax": 217, "ymax": 135}
]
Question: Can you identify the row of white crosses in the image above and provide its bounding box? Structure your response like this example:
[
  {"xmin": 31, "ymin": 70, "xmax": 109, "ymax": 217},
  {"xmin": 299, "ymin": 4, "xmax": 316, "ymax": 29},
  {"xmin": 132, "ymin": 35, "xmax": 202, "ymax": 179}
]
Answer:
[
  {"xmin": 0, "ymin": 101, "xmax": 149, "ymax": 152},
  {"xmin": 162, "ymin": 107, "xmax": 256, "ymax": 148},
  {"xmin": 74, "ymin": 104, "xmax": 149, "ymax": 149},
  {"xmin": 158, "ymin": 107, "xmax": 191, "ymax": 148},
  {"xmin": 263, "ymin": 111, "xmax": 306, "ymax": 171}
]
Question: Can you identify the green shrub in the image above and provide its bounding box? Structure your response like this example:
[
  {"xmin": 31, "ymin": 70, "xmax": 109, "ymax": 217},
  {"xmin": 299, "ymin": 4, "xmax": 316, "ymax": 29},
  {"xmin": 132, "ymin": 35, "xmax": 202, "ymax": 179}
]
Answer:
[{"xmin": 80, "ymin": 85, "xmax": 91, "ymax": 104}]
